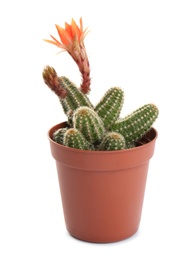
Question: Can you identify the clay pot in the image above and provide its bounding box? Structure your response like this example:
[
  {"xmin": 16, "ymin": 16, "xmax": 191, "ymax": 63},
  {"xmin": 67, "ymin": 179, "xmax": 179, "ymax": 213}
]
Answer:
[{"xmin": 48, "ymin": 122, "xmax": 158, "ymax": 243}]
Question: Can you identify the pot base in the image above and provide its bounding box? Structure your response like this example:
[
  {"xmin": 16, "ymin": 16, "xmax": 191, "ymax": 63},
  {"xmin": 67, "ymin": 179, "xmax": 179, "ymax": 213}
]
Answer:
[{"xmin": 67, "ymin": 227, "xmax": 139, "ymax": 243}]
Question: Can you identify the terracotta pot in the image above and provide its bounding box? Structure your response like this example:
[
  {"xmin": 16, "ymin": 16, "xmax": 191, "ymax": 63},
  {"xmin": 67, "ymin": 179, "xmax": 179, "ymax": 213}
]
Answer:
[{"xmin": 48, "ymin": 122, "xmax": 158, "ymax": 243}]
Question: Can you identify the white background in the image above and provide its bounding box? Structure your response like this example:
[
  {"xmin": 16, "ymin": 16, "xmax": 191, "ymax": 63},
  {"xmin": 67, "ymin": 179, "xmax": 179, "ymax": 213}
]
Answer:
[{"xmin": 0, "ymin": 0, "xmax": 196, "ymax": 259}]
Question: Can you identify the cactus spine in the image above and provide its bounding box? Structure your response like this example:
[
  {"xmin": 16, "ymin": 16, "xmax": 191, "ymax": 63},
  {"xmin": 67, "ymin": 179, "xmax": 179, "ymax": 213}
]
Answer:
[
  {"xmin": 73, "ymin": 106, "xmax": 105, "ymax": 145},
  {"xmin": 99, "ymin": 132, "xmax": 126, "ymax": 151},
  {"xmin": 111, "ymin": 104, "xmax": 159, "ymax": 146},
  {"xmin": 95, "ymin": 87, "xmax": 124, "ymax": 129}
]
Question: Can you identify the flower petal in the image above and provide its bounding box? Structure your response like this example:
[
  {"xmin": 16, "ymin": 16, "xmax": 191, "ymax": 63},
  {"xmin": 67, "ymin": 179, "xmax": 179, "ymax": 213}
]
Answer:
[
  {"xmin": 79, "ymin": 17, "xmax": 83, "ymax": 32},
  {"xmin": 65, "ymin": 22, "xmax": 73, "ymax": 37},
  {"xmin": 71, "ymin": 18, "xmax": 80, "ymax": 41},
  {"xmin": 43, "ymin": 39, "xmax": 63, "ymax": 48},
  {"xmin": 55, "ymin": 24, "xmax": 72, "ymax": 45},
  {"xmin": 50, "ymin": 35, "xmax": 62, "ymax": 45},
  {"xmin": 83, "ymin": 27, "xmax": 90, "ymax": 38}
]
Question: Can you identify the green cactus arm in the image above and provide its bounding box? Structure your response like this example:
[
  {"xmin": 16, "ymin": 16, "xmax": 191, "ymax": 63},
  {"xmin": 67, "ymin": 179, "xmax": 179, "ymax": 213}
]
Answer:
[
  {"xmin": 42, "ymin": 66, "xmax": 93, "ymax": 117},
  {"xmin": 52, "ymin": 127, "xmax": 68, "ymax": 145},
  {"xmin": 111, "ymin": 104, "xmax": 159, "ymax": 146},
  {"xmin": 59, "ymin": 77, "xmax": 94, "ymax": 112},
  {"xmin": 98, "ymin": 132, "xmax": 126, "ymax": 151},
  {"xmin": 73, "ymin": 106, "xmax": 105, "ymax": 145},
  {"xmin": 63, "ymin": 128, "xmax": 92, "ymax": 150},
  {"xmin": 42, "ymin": 66, "xmax": 69, "ymax": 116},
  {"xmin": 94, "ymin": 87, "xmax": 124, "ymax": 129}
]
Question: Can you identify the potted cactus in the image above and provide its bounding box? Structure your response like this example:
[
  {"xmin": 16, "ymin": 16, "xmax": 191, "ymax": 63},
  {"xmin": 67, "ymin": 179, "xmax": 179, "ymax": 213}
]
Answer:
[{"xmin": 43, "ymin": 18, "xmax": 159, "ymax": 243}]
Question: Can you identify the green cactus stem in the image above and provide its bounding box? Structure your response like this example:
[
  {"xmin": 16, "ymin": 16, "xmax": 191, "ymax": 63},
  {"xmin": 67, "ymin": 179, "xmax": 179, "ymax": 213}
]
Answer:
[
  {"xmin": 59, "ymin": 76, "xmax": 93, "ymax": 113},
  {"xmin": 73, "ymin": 106, "xmax": 105, "ymax": 145},
  {"xmin": 63, "ymin": 128, "xmax": 92, "ymax": 150},
  {"xmin": 94, "ymin": 87, "xmax": 124, "ymax": 129},
  {"xmin": 59, "ymin": 99, "xmax": 73, "ymax": 119},
  {"xmin": 111, "ymin": 104, "xmax": 159, "ymax": 146},
  {"xmin": 53, "ymin": 127, "xmax": 68, "ymax": 145},
  {"xmin": 99, "ymin": 132, "xmax": 126, "ymax": 151}
]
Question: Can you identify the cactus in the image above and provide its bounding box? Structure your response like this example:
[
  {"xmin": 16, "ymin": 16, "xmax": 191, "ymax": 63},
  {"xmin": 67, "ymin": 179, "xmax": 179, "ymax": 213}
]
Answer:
[
  {"xmin": 53, "ymin": 127, "xmax": 68, "ymax": 145},
  {"xmin": 43, "ymin": 18, "xmax": 159, "ymax": 151},
  {"xmin": 95, "ymin": 87, "xmax": 124, "ymax": 129},
  {"xmin": 99, "ymin": 132, "xmax": 126, "ymax": 151},
  {"xmin": 59, "ymin": 77, "xmax": 93, "ymax": 112},
  {"xmin": 73, "ymin": 106, "xmax": 105, "ymax": 145},
  {"xmin": 63, "ymin": 128, "xmax": 92, "ymax": 150},
  {"xmin": 42, "ymin": 66, "xmax": 68, "ymax": 99},
  {"xmin": 42, "ymin": 66, "xmax": 93, "ymax": 118},
  {"xmin": 111, "ymin": 104, "xmax": 159, "ymax": 146}
]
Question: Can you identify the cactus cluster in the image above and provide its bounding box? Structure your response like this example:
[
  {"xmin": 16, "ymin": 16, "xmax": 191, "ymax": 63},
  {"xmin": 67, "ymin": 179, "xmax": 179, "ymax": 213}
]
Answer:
[
  {"xmin": 43, "ymin": 18, "xmax": 159, "ymax": 151},
  {"xmin": 45, "ymin": 70, "xmax": 159, "ymax": 151}
]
